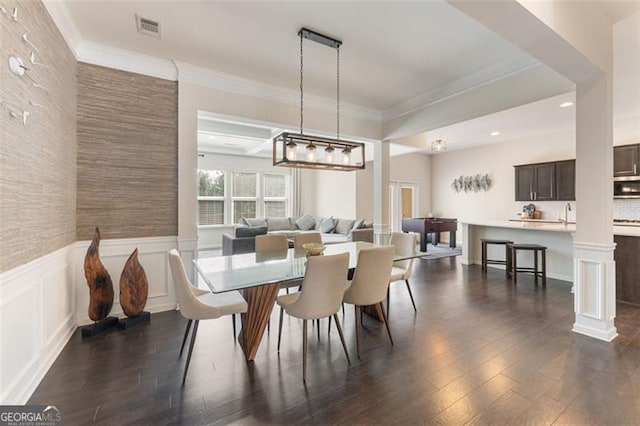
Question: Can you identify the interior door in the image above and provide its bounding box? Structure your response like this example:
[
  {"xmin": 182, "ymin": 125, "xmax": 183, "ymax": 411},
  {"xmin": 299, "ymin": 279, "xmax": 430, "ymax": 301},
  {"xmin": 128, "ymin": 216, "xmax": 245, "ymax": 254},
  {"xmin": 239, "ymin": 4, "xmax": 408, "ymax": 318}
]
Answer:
[{"xmin": 401, "ymin": 187, "xmax": 414, "ymax": 219}]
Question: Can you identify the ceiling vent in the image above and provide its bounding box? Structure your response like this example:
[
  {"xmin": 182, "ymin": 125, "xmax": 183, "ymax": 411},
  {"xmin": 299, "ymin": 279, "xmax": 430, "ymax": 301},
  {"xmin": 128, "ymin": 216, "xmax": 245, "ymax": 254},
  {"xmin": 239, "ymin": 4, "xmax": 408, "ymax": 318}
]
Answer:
[{"xmin": 135, "ymin": 14, "xmax": 161, "ymax": 39}]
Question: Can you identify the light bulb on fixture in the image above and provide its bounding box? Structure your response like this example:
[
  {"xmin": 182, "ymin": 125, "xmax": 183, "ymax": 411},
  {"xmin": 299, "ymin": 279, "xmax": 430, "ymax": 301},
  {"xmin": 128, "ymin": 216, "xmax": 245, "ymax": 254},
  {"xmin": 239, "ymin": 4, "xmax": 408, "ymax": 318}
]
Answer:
[
  {"xmin": 324, "ymin": 145, "xmax": 335, "ymax": 163},
  {"xmin": 306, "ymin": 142, "xmax": 317, "ymax": 162},
  {"xmin": 286, "ymin": 141, "xmax": 297, "ymax": 161},
  {"xmin": 342, "ymin": 147, "xmax": 352, "ymax": 165},
  {"xmin": 431, "ymin": 139, "xmax": 447, "ymax": 152}
]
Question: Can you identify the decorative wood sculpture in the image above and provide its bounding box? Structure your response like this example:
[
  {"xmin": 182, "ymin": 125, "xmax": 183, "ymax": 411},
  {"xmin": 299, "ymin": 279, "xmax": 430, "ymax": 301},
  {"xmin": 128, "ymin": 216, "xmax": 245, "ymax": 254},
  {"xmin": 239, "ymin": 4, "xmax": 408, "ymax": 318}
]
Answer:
[
  {"xmin": 119, "ymin": 248, "xmax": 149, "ymax": 317},
  {"xmin": 84, "ymin": 227, "xmax": 114, "ymax": 322}
]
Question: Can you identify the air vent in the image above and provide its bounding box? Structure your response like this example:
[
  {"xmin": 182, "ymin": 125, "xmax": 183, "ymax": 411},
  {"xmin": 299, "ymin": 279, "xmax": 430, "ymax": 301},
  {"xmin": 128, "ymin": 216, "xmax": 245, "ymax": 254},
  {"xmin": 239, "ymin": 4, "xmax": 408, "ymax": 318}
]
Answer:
[{"xmin": 135, "ymin": 14, "xmax": 161, "ymax": 39}]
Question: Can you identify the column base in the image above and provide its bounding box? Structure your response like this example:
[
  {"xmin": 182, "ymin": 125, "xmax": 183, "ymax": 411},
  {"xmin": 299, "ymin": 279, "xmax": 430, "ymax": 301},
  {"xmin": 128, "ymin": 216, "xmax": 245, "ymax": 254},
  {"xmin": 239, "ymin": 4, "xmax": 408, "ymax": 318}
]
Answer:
[{"xmin": 573, "ymin": 241, "xmax": 617, "ymax": 342}]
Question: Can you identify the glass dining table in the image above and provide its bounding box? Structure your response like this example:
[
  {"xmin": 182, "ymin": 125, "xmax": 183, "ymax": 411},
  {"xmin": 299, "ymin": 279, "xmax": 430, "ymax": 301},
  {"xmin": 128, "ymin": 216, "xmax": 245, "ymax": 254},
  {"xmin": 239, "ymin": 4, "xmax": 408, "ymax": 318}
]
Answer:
[{"xmin": 193, "ymin": 241, "xmax": 426, "ymax": 361}]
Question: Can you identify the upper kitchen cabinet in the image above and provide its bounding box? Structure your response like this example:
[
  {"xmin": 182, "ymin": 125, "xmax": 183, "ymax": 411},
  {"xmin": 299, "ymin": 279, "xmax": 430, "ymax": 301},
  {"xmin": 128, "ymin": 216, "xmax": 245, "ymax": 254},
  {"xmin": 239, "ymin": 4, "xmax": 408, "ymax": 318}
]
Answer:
[
  {"xmin": 614, "ymin": 144, "xmax": 639, "ymax": 177},
  {"xmin": 514, "ymin": 162, "xmax": 556, "ymax": 201},
  {"xmin": 514, "ymin": 160, "xmax": 575, "ymax": 201},
  {"xmin": 555, "ymin": 160, "xmax": 576, "ymax": 201}
]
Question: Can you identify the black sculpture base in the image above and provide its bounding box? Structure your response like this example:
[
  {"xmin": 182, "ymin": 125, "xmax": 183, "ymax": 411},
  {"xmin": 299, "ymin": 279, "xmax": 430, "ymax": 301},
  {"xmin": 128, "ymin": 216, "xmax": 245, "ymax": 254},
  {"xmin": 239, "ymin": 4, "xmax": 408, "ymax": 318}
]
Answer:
[
  {"xmin": 82, "ymin": 316, "xmax": 118, "ymax": 337},
  {"xmin": 117, "ymin": 311, "xmax": 151, "ymax": 330}
]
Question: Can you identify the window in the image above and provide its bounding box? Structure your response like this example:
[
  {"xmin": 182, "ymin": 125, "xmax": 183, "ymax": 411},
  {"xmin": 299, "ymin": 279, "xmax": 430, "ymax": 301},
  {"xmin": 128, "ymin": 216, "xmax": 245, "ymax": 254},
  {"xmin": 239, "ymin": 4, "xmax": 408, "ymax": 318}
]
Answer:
[
  {"xmin": 197, "ymin": 168, "xmax": 290, "ymax": 226},
  {"xmin": 197, "ymin": 170, "xmax": 225, "ymax": 225},
  {"xmin": 232, "ymin": 172, "xmax": 258, "ymax": 223},
  {"xmin": 264, "ymin": 174, "xmax": 287, "ymax": 217}
]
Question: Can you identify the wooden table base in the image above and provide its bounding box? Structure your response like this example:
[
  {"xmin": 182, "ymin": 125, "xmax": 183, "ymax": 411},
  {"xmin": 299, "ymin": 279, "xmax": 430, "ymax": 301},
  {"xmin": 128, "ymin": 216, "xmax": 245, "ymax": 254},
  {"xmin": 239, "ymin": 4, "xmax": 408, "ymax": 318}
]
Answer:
[
  {"xmin": 238, "ymin": 283, "xmax": 280, "ymax": 361},
  {"xmin": 361, "ymin": 304, "xmax": 384, "ymax": 321}
]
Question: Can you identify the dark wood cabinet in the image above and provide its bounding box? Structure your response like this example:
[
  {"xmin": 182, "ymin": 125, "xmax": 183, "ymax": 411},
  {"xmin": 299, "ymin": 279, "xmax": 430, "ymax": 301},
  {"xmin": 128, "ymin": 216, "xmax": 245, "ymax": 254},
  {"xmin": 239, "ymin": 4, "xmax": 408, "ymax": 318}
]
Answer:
[
  {"xmin": 515, "ymin": 165, "xmax": 535, "ymax": 201},
  {"xmin": 514, "ymin": 163, "xmax": 557, "ymax": 201},
  {"xmin": 555, "ymin": 160, "xmax": 576, "ymax": 201},
  {"xmin": 515, "ymin": 160, "xmax": 574, "ymax": 201},
  {"xmin": 614, "ymin": 235, "xmax": 640, "ymax": 306},
  {"xmin": 533, "ymin": 163, "xmax": 556, "ymax": 200},
  {"xmin": 614, "ymin": 145, "xmax": 639, "ymax": 177}
]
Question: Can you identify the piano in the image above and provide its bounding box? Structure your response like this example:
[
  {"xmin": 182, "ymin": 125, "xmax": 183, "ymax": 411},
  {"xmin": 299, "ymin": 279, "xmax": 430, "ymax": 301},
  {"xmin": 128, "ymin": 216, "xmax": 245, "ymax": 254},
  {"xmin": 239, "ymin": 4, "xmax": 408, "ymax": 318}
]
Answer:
[{"xmin": 401, "ymin": 217, "xmax": 458, "ymax": 252}]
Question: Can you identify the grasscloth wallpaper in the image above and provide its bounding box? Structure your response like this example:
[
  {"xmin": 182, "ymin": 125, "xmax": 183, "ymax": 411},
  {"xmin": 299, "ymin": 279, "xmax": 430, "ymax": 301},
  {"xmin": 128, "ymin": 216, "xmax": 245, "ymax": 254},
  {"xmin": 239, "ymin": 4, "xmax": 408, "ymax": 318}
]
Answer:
[
  {"xmin": 0, "ymin": 0, "xmax": 77, "ymax": 273},
  {"xmin": 76, "ymin": 63, "xmax": 178, "ymax": 240}
]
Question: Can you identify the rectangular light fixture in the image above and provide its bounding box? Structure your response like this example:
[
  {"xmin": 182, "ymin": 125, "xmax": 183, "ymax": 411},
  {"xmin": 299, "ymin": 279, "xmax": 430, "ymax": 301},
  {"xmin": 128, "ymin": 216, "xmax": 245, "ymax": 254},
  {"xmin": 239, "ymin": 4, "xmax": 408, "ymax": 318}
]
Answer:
[{"xmin": 273, "ymin": 132, "xmax": 365, "ymax": 171}]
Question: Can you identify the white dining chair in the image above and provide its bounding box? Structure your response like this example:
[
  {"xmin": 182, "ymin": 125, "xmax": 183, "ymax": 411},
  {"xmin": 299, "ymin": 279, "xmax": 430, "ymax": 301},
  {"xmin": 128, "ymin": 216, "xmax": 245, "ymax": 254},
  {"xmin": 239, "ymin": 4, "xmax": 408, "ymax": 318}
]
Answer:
[
  {"xmin": 342, "ymin": 246, "xmax": 395, "ymax": 359},
  {"xmin": 168, "ymin": 249, "xmax": 248, "ymax": 383},
  {"xmin": 255, "ymin": 234, "xmax": 289, "ymax": 252},
  {"xmin": 293, "ymin": 232, "xmax": 322, "ymax": 251},
  {"xmin": 276, "ymin": 252, "xmax": 351, "ymax": 382},
  {"xmin": 388, "ymin": 232, "xmax": 418, "ymax": 315}
]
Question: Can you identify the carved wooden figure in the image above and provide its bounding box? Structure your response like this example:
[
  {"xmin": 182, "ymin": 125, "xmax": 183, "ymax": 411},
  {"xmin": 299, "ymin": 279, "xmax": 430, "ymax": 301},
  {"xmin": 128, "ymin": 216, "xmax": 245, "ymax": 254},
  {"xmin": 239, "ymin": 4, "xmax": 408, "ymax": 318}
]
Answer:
[
  {"xmin": 119, "ymin": 248, "xmax": 149, "ymax": 317},
  {"xmin": 84, "ymin": 227, "xmax": 114, "ymax": 322}
]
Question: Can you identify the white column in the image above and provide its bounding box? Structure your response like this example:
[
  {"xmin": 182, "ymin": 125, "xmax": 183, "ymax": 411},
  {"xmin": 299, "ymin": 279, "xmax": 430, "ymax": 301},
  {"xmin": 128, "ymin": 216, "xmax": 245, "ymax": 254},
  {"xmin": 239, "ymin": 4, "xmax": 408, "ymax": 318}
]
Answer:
[
  {"xmin": 447, "ymin": 0, "xmax": 616, "ymax": 341},
  {"xmin": 573, "ymin": 74, "xmax": 617, "ymax": 341},
  {"xmin": 373, "ymin": 140, "xmax": 391, "ymax": 245}
]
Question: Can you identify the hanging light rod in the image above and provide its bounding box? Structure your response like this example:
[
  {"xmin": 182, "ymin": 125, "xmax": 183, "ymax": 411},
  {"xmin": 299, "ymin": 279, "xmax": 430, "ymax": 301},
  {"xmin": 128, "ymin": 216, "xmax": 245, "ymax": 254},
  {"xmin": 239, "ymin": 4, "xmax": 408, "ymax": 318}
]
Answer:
[{"xmin": 298, "ymin": 27, "xmax": 342, "ymax": 49}]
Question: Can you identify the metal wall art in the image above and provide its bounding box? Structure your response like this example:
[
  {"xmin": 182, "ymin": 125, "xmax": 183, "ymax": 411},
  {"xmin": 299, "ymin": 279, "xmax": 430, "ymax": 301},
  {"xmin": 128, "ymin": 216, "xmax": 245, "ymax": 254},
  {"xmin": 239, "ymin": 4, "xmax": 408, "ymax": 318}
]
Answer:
[{"xmin": 451, "ymin": 174, "xmax": 492, "ymax": 193}]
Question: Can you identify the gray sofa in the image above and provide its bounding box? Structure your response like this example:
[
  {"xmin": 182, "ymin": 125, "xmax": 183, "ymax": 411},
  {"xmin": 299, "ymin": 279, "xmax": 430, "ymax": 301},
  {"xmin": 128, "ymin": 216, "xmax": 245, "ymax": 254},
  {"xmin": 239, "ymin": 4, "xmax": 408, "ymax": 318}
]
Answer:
[{"xmin": 222, "ymin": 215, "xmax": 373, "ymax": 256}]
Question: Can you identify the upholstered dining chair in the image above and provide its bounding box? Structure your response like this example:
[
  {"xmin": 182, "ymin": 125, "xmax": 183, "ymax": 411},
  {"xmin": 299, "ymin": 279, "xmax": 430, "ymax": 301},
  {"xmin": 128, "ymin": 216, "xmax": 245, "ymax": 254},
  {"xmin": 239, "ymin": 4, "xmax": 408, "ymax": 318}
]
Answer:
[
  {"xmin": 255, "ymin": 233, "xmax": 290, "ymax": 328},
  {"xmin": 276, "ymin": 252, "xmax": 351, "ymax": 382},
  {"xmin": 293, "ymin": 232, "xmax": 322, "ymax": 252},
  {"xmin": 168, "ymin": 249, "xmax": 248, "ymax": 383},
  {"xmin": 388, "ymin": 232, "xmax": 418, "ymax": 316},
  {"xmin": 255, "ymin": 234, "xmax": 289, "ymax": 252},
  {"xmin": 342, "ymin": 246, "xmax": 395, "ymax": 359}
]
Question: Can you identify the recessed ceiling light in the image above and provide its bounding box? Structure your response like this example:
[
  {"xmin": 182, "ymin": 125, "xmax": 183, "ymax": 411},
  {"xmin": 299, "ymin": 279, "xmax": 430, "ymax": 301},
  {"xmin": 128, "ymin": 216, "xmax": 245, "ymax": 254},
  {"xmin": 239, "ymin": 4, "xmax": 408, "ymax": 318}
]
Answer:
[
  {"xmin": 559, "ymin": 102, "xmax": 574, "ymax": 108},
  {"xmin": 208, "ymin": 135, "xmax": 216, "ymax": 140},
  {"xmin": 490, "ymin": 131, "xmax": 500, "ymax": 136}
]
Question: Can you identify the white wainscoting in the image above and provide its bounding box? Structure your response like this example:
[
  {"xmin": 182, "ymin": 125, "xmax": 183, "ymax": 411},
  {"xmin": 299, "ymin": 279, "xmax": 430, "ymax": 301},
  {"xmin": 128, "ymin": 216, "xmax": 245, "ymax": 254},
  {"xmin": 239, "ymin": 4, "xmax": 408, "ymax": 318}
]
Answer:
[
  {"xmin": 0, "ymin": 235, "xmax": 197, "ymax": 404},
  {"xmin": 0, "ymin": 244, "xmax": 76, "ymax": 405}
]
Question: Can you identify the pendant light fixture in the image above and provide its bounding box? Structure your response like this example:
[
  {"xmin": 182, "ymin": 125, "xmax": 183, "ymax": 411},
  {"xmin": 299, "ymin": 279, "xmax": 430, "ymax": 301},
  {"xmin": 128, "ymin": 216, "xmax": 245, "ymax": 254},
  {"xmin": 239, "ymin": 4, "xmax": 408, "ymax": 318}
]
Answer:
[{"xmin": 273, "ymin": 27, "xmax": 365, "ymax": 171}]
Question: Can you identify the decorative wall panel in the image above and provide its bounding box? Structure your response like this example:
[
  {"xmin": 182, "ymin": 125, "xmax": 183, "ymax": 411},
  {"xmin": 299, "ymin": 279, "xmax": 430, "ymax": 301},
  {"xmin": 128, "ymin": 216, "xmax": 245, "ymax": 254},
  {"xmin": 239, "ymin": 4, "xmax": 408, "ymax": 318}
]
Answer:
[
  {"xmin": 76, "ymin": 63, "xmax": 178, "ymax": 240},
  {"xmin": 0, "ymin": 0, "xmax": 77, "ymax": 273}
]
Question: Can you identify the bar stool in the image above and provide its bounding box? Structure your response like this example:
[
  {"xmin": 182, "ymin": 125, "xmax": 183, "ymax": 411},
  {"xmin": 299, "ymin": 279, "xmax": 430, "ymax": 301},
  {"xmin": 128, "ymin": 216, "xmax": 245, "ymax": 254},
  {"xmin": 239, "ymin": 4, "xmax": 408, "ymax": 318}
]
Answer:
[
  {"xmin": 507, "ymin": 243, "xmax": 547, "ymax": 286},
  {"xmin": 481, "ymin": 239, "xmax": 513, "ymax": 276}
]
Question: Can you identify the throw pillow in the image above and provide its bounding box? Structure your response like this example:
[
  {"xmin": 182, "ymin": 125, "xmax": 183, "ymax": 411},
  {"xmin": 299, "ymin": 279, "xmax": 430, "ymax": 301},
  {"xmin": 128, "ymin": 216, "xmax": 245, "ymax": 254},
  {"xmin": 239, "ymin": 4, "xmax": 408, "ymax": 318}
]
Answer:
[
  {"xmin": 353, "ymin": 218, "xmax": 365, "ymax": 230},
  {"xmin": 266, "ymin": 217, "xmax": 292, "ymax": 231},
  {"xmin": 295, "ymin": 214, "xmax": 316, "ymax": 231},
  {"xmin": 319, "ymin": 216, "xmax": 336, "ymax": 233},
  {"xmin": 242, "ymin": 217, "xmax": 267, "ymax": 228},
  {"xmin": 335, "ymin": 218, "xmax": 356, "ymax": 235},
  {"xmin": 235, "ymin": 225, "xmax": 268, "ymax": 238}
]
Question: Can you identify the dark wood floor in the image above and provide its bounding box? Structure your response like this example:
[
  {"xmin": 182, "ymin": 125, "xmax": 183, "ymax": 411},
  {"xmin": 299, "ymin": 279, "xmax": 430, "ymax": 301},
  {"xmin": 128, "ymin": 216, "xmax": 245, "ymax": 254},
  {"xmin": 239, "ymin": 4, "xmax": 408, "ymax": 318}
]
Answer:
[{"xmin": 30, "ymin": 257, "xmax": 640, "ymax": 425}]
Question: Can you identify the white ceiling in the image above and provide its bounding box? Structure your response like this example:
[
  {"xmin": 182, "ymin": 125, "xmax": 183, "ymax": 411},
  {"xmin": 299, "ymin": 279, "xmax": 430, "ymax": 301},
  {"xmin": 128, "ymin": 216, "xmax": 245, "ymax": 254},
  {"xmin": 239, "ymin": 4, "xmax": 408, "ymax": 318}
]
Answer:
[
  {"xmin": 65, "ymin": 0, "xmax": 536, "ymax": 111},
  {"xmin": 60, "ymin": 0, "xmax": 640, "ymax": 157}
]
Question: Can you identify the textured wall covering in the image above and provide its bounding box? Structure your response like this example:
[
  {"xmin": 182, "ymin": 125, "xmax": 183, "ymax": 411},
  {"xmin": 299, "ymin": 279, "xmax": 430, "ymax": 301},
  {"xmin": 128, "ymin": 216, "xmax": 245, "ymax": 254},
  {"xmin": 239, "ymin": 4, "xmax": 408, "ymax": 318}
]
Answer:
[
  {"xmin": 0, "ymin": 0, "xmax": 77, "ymax": 273},
  {"xmin": 76, "ymin": 63, "xmax": 178, "ymax": 240}
]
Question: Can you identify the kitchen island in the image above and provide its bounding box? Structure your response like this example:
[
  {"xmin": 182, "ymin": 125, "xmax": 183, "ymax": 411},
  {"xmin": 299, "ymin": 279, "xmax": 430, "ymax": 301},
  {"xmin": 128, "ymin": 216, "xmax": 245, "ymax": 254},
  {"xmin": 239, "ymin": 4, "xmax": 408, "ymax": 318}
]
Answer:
[{"xmin": 460, "ymin": 220, "xmax": 640, "ymax": 284}]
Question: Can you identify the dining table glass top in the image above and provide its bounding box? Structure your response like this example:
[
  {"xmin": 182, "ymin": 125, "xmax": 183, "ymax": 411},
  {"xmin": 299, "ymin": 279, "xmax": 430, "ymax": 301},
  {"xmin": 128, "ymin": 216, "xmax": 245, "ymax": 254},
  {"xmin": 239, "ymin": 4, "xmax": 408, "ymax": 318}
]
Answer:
[{"xmin": 194, "ymin": 241, "xmax": 427, "ymax": 293}]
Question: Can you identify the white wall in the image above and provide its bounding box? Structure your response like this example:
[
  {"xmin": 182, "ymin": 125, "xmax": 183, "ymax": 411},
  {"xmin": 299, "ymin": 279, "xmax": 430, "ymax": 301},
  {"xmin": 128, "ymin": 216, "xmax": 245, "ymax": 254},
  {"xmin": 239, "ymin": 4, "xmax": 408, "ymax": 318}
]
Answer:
[
  {"xmin": 356, "ymin": 152, "xmax": 432, "ymax": 221},
  {"xmin": 431, "ymin": 130, "xmax": 576, "ymax": 226},
  {"xmin": 309, "ymin": 170, "xmax": 357, "ymax": 219}
]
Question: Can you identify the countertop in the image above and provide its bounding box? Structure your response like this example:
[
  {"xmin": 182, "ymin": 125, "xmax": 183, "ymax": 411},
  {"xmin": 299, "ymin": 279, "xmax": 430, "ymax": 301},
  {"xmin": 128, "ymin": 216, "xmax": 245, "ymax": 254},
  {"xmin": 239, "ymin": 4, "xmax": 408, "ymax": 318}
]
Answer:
[{"xmin": 460, "ymin": 219, "xmax": 640, "ymax": 237}]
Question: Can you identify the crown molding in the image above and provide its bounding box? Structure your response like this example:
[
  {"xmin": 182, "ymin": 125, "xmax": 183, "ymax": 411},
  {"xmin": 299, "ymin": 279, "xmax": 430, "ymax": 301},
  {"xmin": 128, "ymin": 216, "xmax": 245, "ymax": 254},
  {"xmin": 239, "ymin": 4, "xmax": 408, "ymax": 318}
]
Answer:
[
  {"xmin": 76, "ymin": 41, "xmax": 178, "ymax": 81},
  {"xmin": 382, "ymin": 53, "xmax": 540, "ymax": 121},
  {"xmin": 43, "ymin": 0, "xmax": 543, "ymax": 128},
  {"xmin": 42, "ymin": 0, "xmax": 81, "ymax": 58},
  {"xmin": 174, "ymin": 61, "xmax": 382, "ymax": 122}
]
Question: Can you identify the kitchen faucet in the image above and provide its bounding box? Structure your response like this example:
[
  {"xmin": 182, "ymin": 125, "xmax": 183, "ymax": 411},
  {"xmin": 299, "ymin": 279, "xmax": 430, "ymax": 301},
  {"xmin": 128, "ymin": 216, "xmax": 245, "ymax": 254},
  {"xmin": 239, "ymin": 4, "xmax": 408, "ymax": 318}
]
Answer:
[{"xmin": 563, "ymin": 202, "xmax": 572, "ymax": 224}]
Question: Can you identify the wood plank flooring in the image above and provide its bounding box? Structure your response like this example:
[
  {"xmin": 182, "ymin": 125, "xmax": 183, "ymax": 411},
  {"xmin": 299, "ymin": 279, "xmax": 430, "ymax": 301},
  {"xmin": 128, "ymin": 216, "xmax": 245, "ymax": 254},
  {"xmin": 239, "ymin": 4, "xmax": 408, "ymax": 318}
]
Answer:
[{"xmin": 29, "ymin": 257, "xmax": 640, "ymax": 425}]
